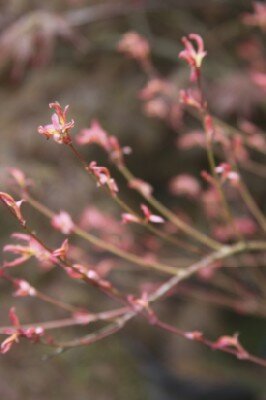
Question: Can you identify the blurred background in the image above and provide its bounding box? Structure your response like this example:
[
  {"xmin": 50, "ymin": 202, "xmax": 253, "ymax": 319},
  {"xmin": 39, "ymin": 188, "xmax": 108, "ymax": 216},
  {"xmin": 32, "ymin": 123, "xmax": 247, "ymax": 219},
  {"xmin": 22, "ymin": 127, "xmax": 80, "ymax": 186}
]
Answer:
[{"xmin": 0, "ymin": 0, "xmax": 266, "ymax": 399}]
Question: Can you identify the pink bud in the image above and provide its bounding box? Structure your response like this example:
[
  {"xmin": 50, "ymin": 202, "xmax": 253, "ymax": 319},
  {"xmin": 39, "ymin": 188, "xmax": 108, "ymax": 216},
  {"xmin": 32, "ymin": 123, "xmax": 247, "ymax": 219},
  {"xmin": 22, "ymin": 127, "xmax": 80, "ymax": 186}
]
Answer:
[
  {"xmin": 184, "ymin": 331, "xmax": 203, "ymax": 341},
  {"xmin": 0, "ymin": 192, "xmax": 26, "ymax": 225},
  {"xmin": 53, "ymin": 239, "xmax": 69, "ymax": 260},
  {"xmin": 212, "ymin": 334, "xmax": 249, "ymax": 360},
  {"xmin": 13, "ymin": 279, "xmax": 36, "ymax": 297},
  {"xmin": 118, "ymin": 32, "xmax": 150, "ymax": 62},
  {"xmin": 51, "ymin": 211, "xmax": 74, "ymax": 234},
  {"xmin": 121, "ymin": 213, "xmax": 141, "ymax": 224}
]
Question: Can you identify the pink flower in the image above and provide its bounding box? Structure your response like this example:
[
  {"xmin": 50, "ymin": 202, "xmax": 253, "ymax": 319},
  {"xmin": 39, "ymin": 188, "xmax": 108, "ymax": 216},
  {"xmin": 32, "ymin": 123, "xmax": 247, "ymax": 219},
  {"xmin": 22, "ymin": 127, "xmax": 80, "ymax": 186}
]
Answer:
[
  {"xmin": 76, "ymin": 120, "xmax": 109, "ymax": 149},
  {"xmin": 0, "ymin": 333, "xmax": 19, "ymax": 354},
  {"xmin": 122, "ymin": 204, "xmax": 164, "ymax": 225},
  {"xmin": 0, "ymin": 192, "xmax": 25, "ymax": 225},
  {"xmin": 76, "ymin": 120, "xmax": 130, "ymax": 166},
  {"xmin": 108, "ymin": 135, "xmax": 131, "ymax": 166},
  {"xmin": 169, "ymin": 174, "xmax": 201, "ymax": 199},
  {"xmin": 13, "ymin": 279, "xmax": 36, "ymax": 297},
  {"xmin": 117, "ymin": 32, "xmax": 150, "ymax": 62},
  {"xmin": 3, "ymin": 233, "xmax": 53, "ymax": 268},
  {"xmin": 52, "ymin": 239, "xmax": 69, "ymax": 261},
  {"xmin": 179, "ymin": 89, "xmax": 202, "ymax": 109},
  {"xmin": 122, "ymin": 213, "xmax": 141, "ymax": 224},
  {"xmin": 87, "ymin": 161, "xmax": 119, "ymax": 196},
  {"xmin": 38, "ymin": 102, "xmax": 74, "ymax": 144},
  {"xmin": 215, "ymin": 163, "xmax": 239, "ymax": 186},
  {"xmin": 51, "ymin": 211, "xmax": 74, "ymax": 234},
  {"xmin": 140, "ymin": 204, "xmax": 164, "ymax": 224},
  {"xmin": 1, "ymin": 307, "xmax": 44, "ymax": 354},
  {"xmin": 179, "ymin": 34, "xmax": 207, "ymax": 81},
  {"xmin": 212, "ymin": 334, "xmax": 249, "ymax": 360}
]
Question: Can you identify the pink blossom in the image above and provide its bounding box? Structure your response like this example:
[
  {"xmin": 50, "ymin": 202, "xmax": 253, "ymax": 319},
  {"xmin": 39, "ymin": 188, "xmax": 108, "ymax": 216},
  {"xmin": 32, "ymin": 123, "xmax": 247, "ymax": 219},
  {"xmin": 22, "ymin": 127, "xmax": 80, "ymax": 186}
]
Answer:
[
  {"xmin": 87, "ymin": 161, "xmax": 119, "ymax": 196},
  {"xmin": 51, "ymin": 211, "xmax": 74, "ymax": 234},
  {"xmin": 117, "ymin": 32, "xmax": 150, "ymax": 62},
  {"xmin": 76, "ymin": 120, "xmax": 109, "ymax": 149},
  {"xmin": 108, "ymin": 135, "xmax": 131, "ymax": 165},
  {"xmin": 13, "ymin": 279, "xmax": 36, "ymax": 297},
  {"xmin": 212, "ymin": 334, "xmax": 249, "ymax": 360},
  {"xmin": 1, "ymin": 307, "xmax": 44, "ymax": 354},
  {"xmin": 121, "ymin": 213, "xmax": 141, "ymax": 224},
  {"xmin": 3, "ymin": 233, "xmax": 53, "ymax": 268},
  {"xmin": 76, "ymin": 120, "xmax": 130, "ymax": 165},
  {"xmin": 215, "ymin": 163, "xmax": 239, "ymax": 186},
  {"xmin": 52, "ymin": 239, "xmax": 69, "ymax": 261},
  {"xmin": 0, "ymin": 192, "xmax": 25, "ymax": 225},
  {"xmin": 179, "ymin": 34, "xmax": 207, "ymax": 81},
  {"xmin": 140, "ymin": 204, "xmax": 164, "ymax": 224},
  {"xmin": 122, "ymin": 204, "xmax": 164, "ymax": 225},
  {"xmin": 38, "ymin": 102, "xmax": 74, "ymax": 144},
  {"xmin": 0, "ymin": 333, "xmax": 19, "ymax": 354},
  {"xmin": 179, "ymin": 89, "xmax": 202, "ymax": 109},
  {"xmin": 169, "ymin": 174, "xmax": 201, "ymax": 199}
]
